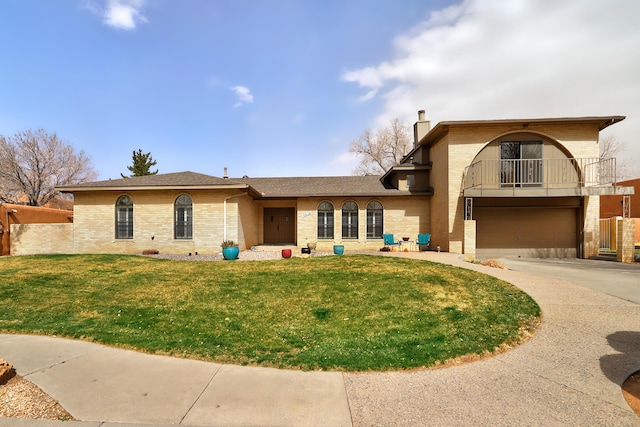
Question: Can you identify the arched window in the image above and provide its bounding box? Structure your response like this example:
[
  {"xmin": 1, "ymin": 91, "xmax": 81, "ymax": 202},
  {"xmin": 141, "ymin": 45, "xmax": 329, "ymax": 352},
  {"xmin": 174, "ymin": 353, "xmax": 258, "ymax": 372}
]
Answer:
[
  {"xmin": 317, "ymin": 201, "xmax": 334, "ymax": 239},
  {"xmin": 115, "ymin": 195, "xmax": 133, "ymax": 239},
  {"xmin": 174, "ymin": 194, "xmax": 193, "ymax": 239},
  {"xmin": 367, "ymin": 200, "xmax": 383, "ymax": 239},
  {"xmin": 342, "ymin": 201, "xmax": 358, "ymax": 239}
]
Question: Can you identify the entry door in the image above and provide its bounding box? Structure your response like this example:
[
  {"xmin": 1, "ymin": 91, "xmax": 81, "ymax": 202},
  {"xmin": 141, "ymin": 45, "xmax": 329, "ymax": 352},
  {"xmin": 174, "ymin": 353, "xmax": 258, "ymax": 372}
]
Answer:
[{"xmin": 263, "ymin": 208, "xmax": 295, "ymax": 244}]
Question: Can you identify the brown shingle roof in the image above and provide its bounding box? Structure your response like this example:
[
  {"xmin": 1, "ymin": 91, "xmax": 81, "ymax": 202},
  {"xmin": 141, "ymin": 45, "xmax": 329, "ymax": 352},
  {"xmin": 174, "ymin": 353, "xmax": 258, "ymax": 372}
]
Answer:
[
  {"xmin": 57, "ymin": 171, "xmax": 247, "ymax": 191},
  {"xmin": 57, "ymin": 171, "xmax": 413, "ymax": 198},
  {"xmin": 239, "ymin": 175, "xmax": 407, "ymax": 198}
]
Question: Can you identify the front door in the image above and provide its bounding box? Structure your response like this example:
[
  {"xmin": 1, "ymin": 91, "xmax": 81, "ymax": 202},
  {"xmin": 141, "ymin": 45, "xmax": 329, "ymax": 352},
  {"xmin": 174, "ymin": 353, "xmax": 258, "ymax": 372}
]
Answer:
[{"xmin": 263, "ymin": 208, "xmax": 295, "ymax": 244}]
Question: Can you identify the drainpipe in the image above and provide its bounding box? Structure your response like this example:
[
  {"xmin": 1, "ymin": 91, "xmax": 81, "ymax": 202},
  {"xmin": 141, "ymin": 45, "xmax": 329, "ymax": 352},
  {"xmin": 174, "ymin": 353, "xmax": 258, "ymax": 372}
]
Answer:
[
  {"xmin": 1, "ymin": 203, "xmax": 12, "ymax": 236},
  {"xmin": 223, "ymin": 192, "xmax": 248, "ymax": 242},
  {"xmin": 0, "ymin": 203, "xmax": 4, "ymax": 236},
  {"xmin": 0, "ymin": 204, "xmax": 17, "ymax": 255}
]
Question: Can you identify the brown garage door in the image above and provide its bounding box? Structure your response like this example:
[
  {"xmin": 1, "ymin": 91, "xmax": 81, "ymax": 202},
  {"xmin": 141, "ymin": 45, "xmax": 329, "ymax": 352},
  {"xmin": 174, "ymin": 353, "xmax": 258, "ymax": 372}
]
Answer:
[{"xmin": 475, "ymin": 207, "xmax": 578, "ymax": 258}]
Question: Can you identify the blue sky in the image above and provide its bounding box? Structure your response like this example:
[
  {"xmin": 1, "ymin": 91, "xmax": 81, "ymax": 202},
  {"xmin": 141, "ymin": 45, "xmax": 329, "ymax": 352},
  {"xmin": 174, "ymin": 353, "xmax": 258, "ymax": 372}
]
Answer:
[{"xmin": 1, "ymin": 0, "xmax": 639, "ymax": 180}]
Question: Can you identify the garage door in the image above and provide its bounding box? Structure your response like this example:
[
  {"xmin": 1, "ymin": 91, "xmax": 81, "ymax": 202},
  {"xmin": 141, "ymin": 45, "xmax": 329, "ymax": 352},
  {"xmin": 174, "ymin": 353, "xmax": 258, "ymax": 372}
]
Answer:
[{"xmin": 475, "ymin": 207, "xmax": 578, "ymax": 258}]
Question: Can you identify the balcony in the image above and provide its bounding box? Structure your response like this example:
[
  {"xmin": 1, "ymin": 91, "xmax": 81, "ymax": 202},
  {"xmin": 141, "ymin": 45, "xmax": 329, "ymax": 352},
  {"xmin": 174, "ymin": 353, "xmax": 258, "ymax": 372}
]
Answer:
[{"xmin": 463, "ymin": 157, "xmax": 633, "ymax": 197}]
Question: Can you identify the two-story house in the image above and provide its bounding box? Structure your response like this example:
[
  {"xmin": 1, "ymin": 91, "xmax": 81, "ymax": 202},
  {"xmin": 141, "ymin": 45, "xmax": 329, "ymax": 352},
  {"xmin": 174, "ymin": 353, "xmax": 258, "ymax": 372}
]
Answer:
[
  {"xmin": 50, "ymin": 112, "xmax": 632, "ymax": 260},
  {"xmin": 383, "ymin": 112, "xmax": 632, "ymax": 259}
]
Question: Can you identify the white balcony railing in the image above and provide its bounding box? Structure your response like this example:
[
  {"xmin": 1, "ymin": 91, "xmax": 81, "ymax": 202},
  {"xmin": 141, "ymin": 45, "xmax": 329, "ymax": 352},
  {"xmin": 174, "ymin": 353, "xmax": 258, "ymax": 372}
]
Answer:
[{"xmin": 463, "ymin": 157, "xmax": 619, "ymax": 196}]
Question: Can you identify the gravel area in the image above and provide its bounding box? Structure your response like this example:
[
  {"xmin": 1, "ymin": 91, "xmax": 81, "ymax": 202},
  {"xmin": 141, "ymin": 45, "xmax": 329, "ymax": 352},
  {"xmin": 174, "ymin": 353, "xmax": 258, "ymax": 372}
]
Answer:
[
  {"xmin": 145, "ymin": 248, "xmax": 336, "ymax": 261},
  {"xmin": 0, "ymin": 375, "xmax": 74, "ymax": 420}
]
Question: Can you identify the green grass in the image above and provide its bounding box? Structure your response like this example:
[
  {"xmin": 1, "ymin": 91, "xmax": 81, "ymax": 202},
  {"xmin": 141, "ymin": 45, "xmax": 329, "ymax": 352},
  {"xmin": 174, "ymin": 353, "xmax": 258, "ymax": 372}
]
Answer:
[{"xmin": 0, "ymin": 254, "xmax": 540, "ymax": 371}]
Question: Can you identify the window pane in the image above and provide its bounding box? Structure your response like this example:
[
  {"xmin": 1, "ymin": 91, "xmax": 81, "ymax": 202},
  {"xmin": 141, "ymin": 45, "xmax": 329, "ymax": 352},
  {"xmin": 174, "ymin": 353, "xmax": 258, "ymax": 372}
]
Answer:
[
  {"xmin": 521, "ymin": 142, "xmax": 542, "ymax": 160},
  {"xmin": 521, "ymin": 142, "xmax": 543, "ymax": 186},
  {"xmin": 175, "ymin": 195, "xmax": 193, "ymax": 239},
  {"xmin": 115, "ymin": 196, "xmax": 133, "ymax": 239},
  {"xmin": 500, "ymin": 141, "xmax": 543, "ymax": 187},
  {"xmin": 317, "ymin": 202, "xmax": 334, "ymax": 239},
  {"xmin": 366, "ymin": 201, "xmax": 383, "ymax": 239},
  {"xmin": 342, "ymin": 201, "xmax": 358, "ymax": 239}
]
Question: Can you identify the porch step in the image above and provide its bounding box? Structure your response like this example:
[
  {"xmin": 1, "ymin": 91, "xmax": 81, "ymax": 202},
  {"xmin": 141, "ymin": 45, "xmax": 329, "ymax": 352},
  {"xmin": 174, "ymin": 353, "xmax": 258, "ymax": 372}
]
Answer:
[
  {"xmin": 251, "ymin": 244, "xmax": 299, "ymax": 252},
  {"xmin": 590, "ymin": 253, "xmax": 618, "ymax": 262}
]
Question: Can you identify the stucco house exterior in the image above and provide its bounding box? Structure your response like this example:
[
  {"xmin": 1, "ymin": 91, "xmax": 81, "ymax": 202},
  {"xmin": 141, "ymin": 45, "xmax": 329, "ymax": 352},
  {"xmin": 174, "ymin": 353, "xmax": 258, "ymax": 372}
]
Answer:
[
  {"xmin": 54, "ymin": 112, "xmax": 633, "ymax": 259},
  {"xmin": 601, "ymin": 177, "xmax": 640, "ymax": 218},
  {"xmin": 600, "ymin": 177, "xmax": 640, "ymax": 247},
  {"xmin": 0, "ymin": 202, "xmax": 73, "ymax": 256}
]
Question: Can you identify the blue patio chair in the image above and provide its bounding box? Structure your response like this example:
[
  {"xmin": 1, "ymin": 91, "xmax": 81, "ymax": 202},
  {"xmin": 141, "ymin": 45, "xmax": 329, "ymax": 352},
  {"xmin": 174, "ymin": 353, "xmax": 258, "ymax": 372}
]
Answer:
[
  {"xmin": 417, "ymin": 233, "xmax": 431, "ymax": 250},
  {"xmin": 383, "ymin": 234, "xmax": 398, "ymax": 246}
]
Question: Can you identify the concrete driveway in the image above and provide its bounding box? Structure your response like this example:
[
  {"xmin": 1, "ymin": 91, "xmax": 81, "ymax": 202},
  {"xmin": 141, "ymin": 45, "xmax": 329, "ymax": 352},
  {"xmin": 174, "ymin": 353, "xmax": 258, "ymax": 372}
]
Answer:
[
  {"xmin": 345, "ymin": 251, "xmax": 640, "ymax": 426},
  {"xmin": 499, "ymin": 257, "xmax": 640, "ymax": 304}
]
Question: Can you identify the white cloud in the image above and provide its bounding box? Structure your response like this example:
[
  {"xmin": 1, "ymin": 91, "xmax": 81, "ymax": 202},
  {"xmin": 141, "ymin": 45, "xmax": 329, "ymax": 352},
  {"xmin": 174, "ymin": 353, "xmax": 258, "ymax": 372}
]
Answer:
[
  {"xmin": 328, "ymin": 151, "xmax": 359, "ymax": 174},
  {"xmin": 102, "ymin": 0, "xmax": 148, "ymax": 30},
  {"xmin": 231, "ymin": 85, "xmax": 255, "ymax": 108},
  {"xmin": 342, "ymin": 0, "xmax": 640, "ymax": 176}
]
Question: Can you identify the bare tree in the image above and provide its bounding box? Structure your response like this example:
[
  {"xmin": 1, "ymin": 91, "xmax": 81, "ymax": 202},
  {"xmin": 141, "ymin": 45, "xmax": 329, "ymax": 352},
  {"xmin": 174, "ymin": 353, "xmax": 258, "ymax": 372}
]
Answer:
[
  {"xmin": 0, "ymin": 129, "xmax": 98, "ymax": 206},
  {"xmin": 599, "ymin": 134, "xmax": 632, "ymax": 180},
  {"xmin": 350, "ymin": 118, "xmax": 413, "ymax": 175}
]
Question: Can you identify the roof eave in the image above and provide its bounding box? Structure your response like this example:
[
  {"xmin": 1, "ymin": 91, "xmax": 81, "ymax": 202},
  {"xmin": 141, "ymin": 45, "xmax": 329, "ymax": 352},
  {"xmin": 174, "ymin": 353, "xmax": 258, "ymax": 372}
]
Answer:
[
  {"xmin": 254, "ymin": 191, "xmax": 416, "ymax": 198},
  {"xmin": 57, "ymin": 184, "xmax": 251, "ymax": 192},
  {"xmin": 415, "ymin": 115, "xmax": 626, "ymax": 148}
]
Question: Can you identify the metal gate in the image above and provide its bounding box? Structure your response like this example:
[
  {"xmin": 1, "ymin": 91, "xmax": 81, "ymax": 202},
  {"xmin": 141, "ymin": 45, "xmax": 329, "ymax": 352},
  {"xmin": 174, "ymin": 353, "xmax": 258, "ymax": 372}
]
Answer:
[{"xmin": 599, "ymin": 218, "xmax": 611, "ymax": 250}]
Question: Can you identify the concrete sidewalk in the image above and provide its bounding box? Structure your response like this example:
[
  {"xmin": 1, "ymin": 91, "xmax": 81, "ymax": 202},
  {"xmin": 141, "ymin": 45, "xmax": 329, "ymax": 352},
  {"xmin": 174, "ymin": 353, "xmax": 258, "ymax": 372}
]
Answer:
[
  {"xmin": 1, "ymin": 252, "xmax": 640, "ymax": 426},
  {"xmin": 0, "ymin": 334, "xmax": 350, "ymax": 427}
]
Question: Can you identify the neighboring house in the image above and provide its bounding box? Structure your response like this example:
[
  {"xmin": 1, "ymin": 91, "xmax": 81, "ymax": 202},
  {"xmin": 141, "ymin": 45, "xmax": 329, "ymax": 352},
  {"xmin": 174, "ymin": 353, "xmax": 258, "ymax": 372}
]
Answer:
[
  {"xmin": 600, "ymin": 177, "xmax": 640, "ymax": 246},
  {"xmin": 600, "ymin": 177, "xmax": 640, "ymax": 218},
  {"xmin": 0, "ymin": 203, "xmax": 73, "ymax": 256},
  {"xmin": 56, "ymin": 112, "xmax": 633, "ymax": 259}
]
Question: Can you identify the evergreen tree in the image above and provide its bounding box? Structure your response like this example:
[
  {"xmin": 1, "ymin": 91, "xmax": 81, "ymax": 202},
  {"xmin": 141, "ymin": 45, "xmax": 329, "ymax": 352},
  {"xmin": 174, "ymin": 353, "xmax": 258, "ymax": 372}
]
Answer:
[{"xmin": 122, "ymin": 149, "xmax": 158, "ymax": 177}]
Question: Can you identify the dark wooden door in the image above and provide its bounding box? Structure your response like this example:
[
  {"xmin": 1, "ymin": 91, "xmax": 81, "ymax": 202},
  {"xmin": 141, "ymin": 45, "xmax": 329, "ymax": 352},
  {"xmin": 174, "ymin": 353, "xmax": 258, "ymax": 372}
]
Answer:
[{"xmin": 263, "ymin": 208, "xmax": 295, "ymax": 244}]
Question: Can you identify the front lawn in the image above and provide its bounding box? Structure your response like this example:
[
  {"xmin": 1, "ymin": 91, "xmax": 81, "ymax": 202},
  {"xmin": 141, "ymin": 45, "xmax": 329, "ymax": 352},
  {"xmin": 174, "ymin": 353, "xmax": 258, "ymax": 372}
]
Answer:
[{"xmin": 0, "ymin": 254, "xmax": 539, "ymax": 371}]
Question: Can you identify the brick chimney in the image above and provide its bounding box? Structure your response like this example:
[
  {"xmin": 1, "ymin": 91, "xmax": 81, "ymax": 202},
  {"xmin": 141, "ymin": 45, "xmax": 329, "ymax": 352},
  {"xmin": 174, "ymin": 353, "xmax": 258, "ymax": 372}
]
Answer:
[{"xmin": 413, "ymin": 110, "xmax": 431, "ymax": 147}]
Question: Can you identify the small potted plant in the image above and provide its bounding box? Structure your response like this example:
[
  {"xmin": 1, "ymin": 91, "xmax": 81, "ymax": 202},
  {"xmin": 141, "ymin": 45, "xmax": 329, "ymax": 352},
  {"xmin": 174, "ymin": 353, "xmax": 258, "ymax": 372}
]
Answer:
[{"xmin": 221, "ymin": 240, "xmax": 239, "ymax": 260}]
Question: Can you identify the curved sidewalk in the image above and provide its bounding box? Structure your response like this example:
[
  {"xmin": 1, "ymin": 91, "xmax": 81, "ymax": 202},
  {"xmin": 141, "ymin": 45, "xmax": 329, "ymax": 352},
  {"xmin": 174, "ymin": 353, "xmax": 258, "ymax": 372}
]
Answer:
[
  {"xmin": 345, "ymin": 252, "xmax": 640, "ymax": 426},
  {"xmin": 1, "ymin": 252, "xmax": 639, "ymax": 426}
]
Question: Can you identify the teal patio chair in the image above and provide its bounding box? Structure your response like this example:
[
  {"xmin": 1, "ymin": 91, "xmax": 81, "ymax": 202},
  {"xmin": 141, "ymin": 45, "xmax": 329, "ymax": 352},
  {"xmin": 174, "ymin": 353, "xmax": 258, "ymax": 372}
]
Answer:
[
  {"xmin": 417, "ymin": 233, "xmax": 431, "ymax": 250},
  {"xmin": 383, "ymin": 234, "xmax": 398, "ymax": 246}
]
